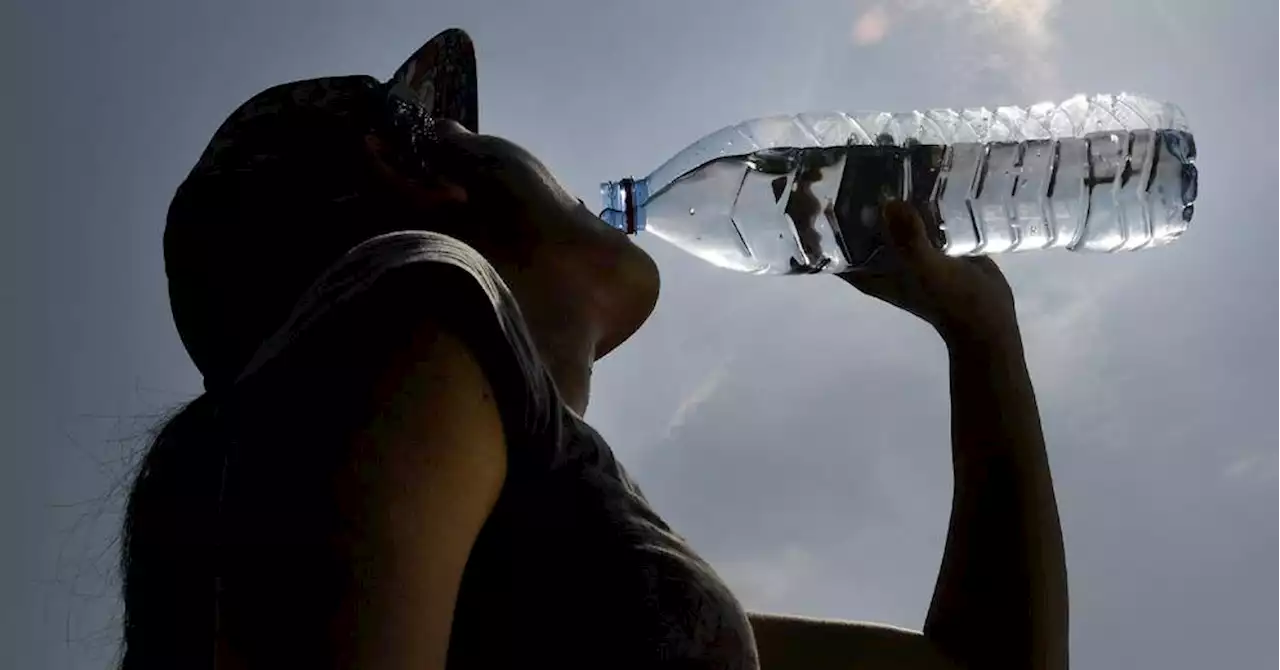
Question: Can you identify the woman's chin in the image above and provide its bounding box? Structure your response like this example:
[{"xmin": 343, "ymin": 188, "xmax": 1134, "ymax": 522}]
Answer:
[{"xmin": 596, "ymin": 249, "xmax": 660, "ymax": 360}]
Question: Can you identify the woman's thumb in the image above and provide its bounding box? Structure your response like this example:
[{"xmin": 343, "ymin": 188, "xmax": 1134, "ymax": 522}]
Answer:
[{"xmin": 881, "ymin": 200, "xmax": 933, "ymax": 263}]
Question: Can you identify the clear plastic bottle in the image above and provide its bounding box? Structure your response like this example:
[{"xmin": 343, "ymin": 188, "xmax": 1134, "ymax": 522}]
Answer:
[{"xmin": 600, "ymin": 94, "xmax": 1198, "ymax": 275}]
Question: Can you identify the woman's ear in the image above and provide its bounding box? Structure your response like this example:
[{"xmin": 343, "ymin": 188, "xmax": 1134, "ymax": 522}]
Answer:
[{"xmin": 363, "ymin": 133, "xmax": 469, "ymax": 210}]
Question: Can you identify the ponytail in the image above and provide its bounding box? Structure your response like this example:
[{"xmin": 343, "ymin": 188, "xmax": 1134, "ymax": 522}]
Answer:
[{"xmin": 120, "ymin": 391, "xmax": 228, "ymax": 669}]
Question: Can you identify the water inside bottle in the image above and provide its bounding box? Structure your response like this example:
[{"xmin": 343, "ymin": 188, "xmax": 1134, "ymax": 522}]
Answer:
[{"xmin": 640, "ymin": 144, "xmax": 942, "ymax": 275}]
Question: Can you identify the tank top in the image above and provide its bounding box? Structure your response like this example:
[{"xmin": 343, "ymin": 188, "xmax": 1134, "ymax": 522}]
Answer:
[{"xmin": 244, "ymin": 231, "xmax": 759, "ymax": 669}]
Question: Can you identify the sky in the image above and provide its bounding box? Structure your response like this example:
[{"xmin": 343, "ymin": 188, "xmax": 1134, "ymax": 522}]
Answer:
[{"xmin": 2, "ymin": 0, "xmax": 1276, "ymax": 668}]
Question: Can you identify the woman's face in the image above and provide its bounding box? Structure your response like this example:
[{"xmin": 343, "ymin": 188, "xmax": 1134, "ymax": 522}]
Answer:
[{"xmin": 367, "ymin": 119, "xmax": 661, "ymax": 358}]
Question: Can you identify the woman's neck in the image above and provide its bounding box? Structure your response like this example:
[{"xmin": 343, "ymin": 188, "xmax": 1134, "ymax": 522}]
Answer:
[
  {"xmin": 487, "ymin": 238, "xmax": 656, "ymax": 418},
  {"xmin": 516, "ymin": 302, "xmax": 597, "ymax": 415}
]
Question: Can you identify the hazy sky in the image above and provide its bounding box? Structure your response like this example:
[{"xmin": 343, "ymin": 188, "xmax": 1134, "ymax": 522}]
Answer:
[{"xmin": 4, "ymin": 0, "xmax": 1276, "ymax": 668}]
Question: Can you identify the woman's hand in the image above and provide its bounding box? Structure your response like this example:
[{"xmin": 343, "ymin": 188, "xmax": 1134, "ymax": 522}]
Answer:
[{"xmin": 839, "ymin": 201, "xmax": 1020, "ymax": 347}]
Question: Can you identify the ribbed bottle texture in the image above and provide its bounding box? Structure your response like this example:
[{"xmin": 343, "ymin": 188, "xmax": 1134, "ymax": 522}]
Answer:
[{"xmin": 601, "ymin": 94, "xmax": 1197, "ymax": 275}]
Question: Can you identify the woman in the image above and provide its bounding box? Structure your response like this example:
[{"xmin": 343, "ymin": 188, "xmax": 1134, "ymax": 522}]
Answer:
[{"xmin": 121, "ymin": 29, "xmax": 1067, "ymax": 670}]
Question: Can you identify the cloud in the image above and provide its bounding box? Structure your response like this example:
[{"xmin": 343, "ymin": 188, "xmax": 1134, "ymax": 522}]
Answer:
[
  {"xmin": 851, "ymin": 5, "xmax": 892, "ymax": 46},
  {"xmin": 961, "ymin": 0, "xmax": 1061, "ymax": 92},
  {"xmin": 1222, "ymin": 452, "xmax": 1278, "ymax": 484},
  {"xmin": 664, "ymin": 356, "xmax": 733, "ymax": 437},
  {"xmin": 714, "ymin": 545, "xmax": 817, "ymax": 612},
  {"xmin": 849, "ymin": 0, "xmax": 1063, "ymax": 95},
  {"xmin": 967, "ymin": 0, "xmax": 1055, "ymax": 43}
]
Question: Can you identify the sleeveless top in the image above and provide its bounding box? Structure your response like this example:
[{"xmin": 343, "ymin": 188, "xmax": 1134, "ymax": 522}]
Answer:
[{"xmin": 240, "ymin": 231, "xmax": 759, "ymax": 669}]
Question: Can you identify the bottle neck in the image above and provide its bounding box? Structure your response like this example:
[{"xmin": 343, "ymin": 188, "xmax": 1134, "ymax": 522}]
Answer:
[{"xmin": 599, "ymin": 177, "xmax": 650, "ymax": 234}]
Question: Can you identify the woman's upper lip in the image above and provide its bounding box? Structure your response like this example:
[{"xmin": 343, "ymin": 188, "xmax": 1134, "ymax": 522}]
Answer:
[{"xmin": 433, "ymin": 118, "xmax": 471, "ymax": 137}]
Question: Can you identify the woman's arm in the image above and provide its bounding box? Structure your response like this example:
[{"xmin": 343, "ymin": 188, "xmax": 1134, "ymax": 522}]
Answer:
[
  {"xmin": 749, "ymin": 614, "xmax": 963, "ymax": 670},
  {"xmin": 922, "ymin": 328, "xmax": 1068, "ymax": 670},
  {"xmin": 748, "ymin": 333, "xmax": 1066, "ymax": 670},
  {"xmin": 325, "ymin": 322, "xmax": 508, "ymax": 670},
  {"xmin": 749, "ymin": 202, "xmax": 1067, "ymax": 670},
  {"xmin": 218, "ymin": 314, "xmax": 508, "ymax": 670}
]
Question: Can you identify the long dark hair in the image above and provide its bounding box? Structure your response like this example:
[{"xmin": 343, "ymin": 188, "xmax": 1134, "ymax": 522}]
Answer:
[
  {"xmin": 120, "ymin": 390, "xmax": 227, "ymax": 668},
  {"xmin": 120, "ymin": 272, "xmax": 440, "ymax": 668}
]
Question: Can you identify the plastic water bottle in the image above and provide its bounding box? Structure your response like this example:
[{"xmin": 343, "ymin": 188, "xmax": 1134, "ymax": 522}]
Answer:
[{"xmin": 600, "ymin": 94, "xmax": 1197, "ymax": 275}]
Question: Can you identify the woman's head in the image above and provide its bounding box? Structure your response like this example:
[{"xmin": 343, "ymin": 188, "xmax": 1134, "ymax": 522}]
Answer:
[
  {"xmin": 166, "ymin": 75, "xmax": 658, "ymax": 396},
  {"xmin": 365, "ymin": 115, "xmax": 660, "ymax": 359}
]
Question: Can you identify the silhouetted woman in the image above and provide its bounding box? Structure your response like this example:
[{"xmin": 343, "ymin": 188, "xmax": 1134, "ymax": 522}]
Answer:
[{"xmin": 121, "ymin": 29, "xmax": 1067, "ymax": 670}]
